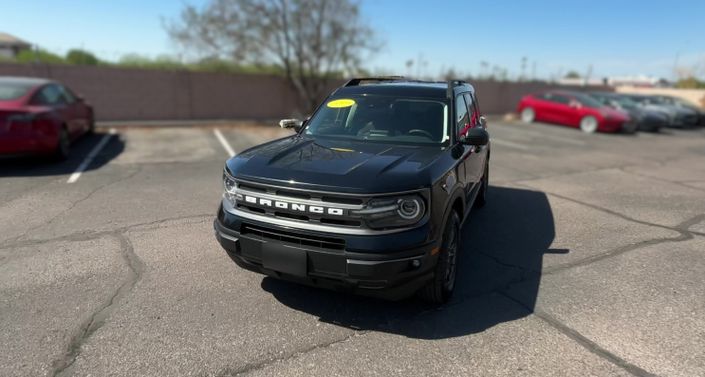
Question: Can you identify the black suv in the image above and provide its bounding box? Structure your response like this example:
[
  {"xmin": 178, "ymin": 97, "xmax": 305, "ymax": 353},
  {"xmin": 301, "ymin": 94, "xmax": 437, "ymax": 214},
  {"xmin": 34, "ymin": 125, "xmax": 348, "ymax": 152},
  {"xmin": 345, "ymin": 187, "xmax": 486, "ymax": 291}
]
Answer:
[{"xmin": 214, "ymin": 78, "xmax": 491, "ymax": 303}]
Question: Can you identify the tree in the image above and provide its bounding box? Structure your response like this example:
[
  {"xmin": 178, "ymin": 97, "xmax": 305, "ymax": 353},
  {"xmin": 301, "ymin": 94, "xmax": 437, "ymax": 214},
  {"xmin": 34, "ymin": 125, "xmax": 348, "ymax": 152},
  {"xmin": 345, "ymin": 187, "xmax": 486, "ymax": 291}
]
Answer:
[
  {"xmin": 117, "ymin": 53, "xmax": 184, "ymax": 70},
  {"xmin": 564, "ymin": 70, "xmax": 581, "ymax": 79},
  {"xmin": 15, "ymin": 49, "xmax": 66, "ymax": 64},
  {"xmin": 165, "ymin": 0, "xmax": 379, "ymax": 111},
  {"xmin": 66, "ymin": 49, "xmax": 100, "ymax": 65},
  {"xmin": 675, "ymin": 77, "xmax": 705, "ymax": 89}
]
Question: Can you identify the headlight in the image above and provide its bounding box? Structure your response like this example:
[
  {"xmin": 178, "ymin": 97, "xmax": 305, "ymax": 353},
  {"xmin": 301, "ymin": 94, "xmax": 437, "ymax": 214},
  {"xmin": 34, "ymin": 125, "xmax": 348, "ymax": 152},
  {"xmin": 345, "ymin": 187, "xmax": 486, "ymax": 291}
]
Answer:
[
  {"xmin": 222, "ymin": 169, "xmax": 241, "ymax": 205},
  {"xmin": 351, "ymin": 195, "xmax": 426, "ymax": 229}
]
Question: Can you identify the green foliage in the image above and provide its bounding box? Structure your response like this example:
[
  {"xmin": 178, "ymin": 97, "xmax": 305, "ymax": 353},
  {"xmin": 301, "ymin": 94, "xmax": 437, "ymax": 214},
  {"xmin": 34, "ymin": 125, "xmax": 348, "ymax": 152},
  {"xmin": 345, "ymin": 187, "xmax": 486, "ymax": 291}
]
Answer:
[
  {"xmin": 675, "ymin": 77, "xmax": 705, "ymax": 89},
  {"xmin": 15, "ymin": 49, "xmax": 66, "ymax": 64},
  {"xmin": 564, "ymin": 71, "xmax": 581, "ymax": 79},
  {"xmin": 116, "ymin": 53, "xmax": 183, "ymax": 70},
  {"xmin": 1, "ymin": 47, "xmax": 286, "ymax": 76},
  {"xmin": 194, "ymin": 57, "xmax": 282, "ymax": 75},
  {"xmin": 65, "ymin": 49, "xmax": 100, "ymax": 65}
]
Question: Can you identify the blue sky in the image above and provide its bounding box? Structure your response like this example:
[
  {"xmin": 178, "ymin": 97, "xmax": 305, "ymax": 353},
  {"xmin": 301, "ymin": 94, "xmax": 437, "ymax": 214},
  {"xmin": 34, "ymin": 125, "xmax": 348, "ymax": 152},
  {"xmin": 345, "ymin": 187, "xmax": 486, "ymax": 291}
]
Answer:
[{"xmin": 3, "ymin": 0, "xmax": 704, "ymax": 80}]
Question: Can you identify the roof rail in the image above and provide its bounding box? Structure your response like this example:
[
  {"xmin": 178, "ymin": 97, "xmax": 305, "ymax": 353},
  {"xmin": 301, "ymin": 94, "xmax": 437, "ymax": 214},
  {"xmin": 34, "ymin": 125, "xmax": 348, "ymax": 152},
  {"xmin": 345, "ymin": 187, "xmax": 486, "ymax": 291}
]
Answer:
[
  {"xmin": 344, "ymin": 76, "xmax": 407, "ymax": 87},
  {"xmin": 446, "ymin": 79, "xmax": 468, "ymax": 98}
]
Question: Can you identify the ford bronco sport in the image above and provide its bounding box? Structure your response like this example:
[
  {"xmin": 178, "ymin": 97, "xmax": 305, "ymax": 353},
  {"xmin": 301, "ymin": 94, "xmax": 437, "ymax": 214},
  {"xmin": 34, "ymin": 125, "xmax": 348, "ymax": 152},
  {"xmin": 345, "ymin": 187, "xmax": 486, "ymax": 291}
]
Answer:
[{"xmin": 214, "ymin": 77, "xmax": 490, "ymax": 303}]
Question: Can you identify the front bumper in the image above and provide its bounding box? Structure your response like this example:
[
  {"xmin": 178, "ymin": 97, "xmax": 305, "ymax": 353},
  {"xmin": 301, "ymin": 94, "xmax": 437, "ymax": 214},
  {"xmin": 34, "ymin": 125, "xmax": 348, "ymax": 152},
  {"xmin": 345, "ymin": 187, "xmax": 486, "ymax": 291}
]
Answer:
[{"xmin": 214, "ymin": 206, "xmax": 438, "ymax": 300}]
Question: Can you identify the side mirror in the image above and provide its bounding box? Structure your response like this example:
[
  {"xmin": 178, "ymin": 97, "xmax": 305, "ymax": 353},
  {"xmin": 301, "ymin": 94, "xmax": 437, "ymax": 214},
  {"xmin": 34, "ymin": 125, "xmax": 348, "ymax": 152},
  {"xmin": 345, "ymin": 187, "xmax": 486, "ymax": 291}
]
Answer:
[
  {"xmin": 569, "ymin": 101, "xmax": 582, "ymax": 109},
  {"xmin": 279, "ymin": 118, "xmax": 303, "ymax": 132},
  {"xmin": 460, "ymin": 128, "xmax": 489, "ymax": 146}
]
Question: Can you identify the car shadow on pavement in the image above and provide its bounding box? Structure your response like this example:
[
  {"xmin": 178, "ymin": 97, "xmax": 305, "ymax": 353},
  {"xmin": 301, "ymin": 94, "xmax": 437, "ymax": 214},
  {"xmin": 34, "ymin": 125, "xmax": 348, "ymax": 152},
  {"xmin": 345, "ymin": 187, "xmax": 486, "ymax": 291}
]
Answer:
[
  {"xmin": 262, "ymin": 185, "xmax": 563, "ymax": 339},
  {"xmin": 0, "ymin": 130, "xmax": 124, "ymax": 178}
]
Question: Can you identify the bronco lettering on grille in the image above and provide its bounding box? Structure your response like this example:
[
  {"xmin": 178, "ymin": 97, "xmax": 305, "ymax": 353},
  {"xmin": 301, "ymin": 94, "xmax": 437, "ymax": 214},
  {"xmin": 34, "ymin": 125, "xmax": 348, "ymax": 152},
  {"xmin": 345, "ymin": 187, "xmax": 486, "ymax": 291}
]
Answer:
[{"xmin": 240, "ymin": 195, "xmax": 345, "ymax": 216}]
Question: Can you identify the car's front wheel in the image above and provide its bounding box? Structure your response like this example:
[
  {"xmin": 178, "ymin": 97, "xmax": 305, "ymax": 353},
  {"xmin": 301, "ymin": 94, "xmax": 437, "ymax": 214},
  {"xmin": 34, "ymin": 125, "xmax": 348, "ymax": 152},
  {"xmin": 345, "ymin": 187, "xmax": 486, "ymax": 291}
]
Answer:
[
  {"xmin": 419, "ymin": 211, "xmax": 461, "ymax": 304},
  {"xmin": 621, "ymin": 121, "xmax": 637, "ymax": 134},
  {"xmin": 520, "ymin": 107, "xmax": 535, "ymax": 123},
  {"xmin": 579, "ymin": 115, "xmax": 599, "ymax": 133}
]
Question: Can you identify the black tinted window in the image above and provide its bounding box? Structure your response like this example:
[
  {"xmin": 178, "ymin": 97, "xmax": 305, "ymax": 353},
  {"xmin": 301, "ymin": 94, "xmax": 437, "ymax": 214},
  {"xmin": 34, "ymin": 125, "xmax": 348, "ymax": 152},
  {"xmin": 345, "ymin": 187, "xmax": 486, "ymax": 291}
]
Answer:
[
  {"xmin": 304, "ymin": 95, "xmax": 450, "ymax": 144},
  {"xmin": 463, "ymin": 93, "xmax": 479, "ymax": 123},
  {"xmin": 455, "ymin": 94, "xmax": 470, "ymax": 133},
  {"xmin": 540, "ymin": 92, "xmax": 570, "ymax": 104},
  {"xmin": 553, "ymin": 94, "xmax": 571, "ymax": 104},
  {"xmin": 58, "ymin": 85, "xmax": 76, "ymax": 103},
  {"xmin": 34, "ymin": 85, "xmax": 66, "ymax": 105}
]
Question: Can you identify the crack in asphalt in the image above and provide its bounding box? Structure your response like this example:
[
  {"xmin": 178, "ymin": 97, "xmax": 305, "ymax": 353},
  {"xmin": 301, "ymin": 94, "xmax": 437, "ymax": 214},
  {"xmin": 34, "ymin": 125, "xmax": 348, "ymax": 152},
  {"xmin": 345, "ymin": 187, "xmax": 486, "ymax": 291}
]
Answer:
[
  {"xmin": 51, "ymin": 233, "xmax": 145, "ymax": 377},
  {"xmin": 1, "ymin": 165, "xmax": 143, "ymax": 246},
  {"xmin": 500, "ymin": 292, "xmax": 661, "ymax": 377},
  {"xmin": 0, "ymin": 213, "xmax": 213, "ymax": 252},
  {"xmin": 215, "ymin": 331, "xmax": 368, "ymax": 377},
  {"xmin": 463, "ymin": 207, "xmax": 705, "ymax": 377},
  {"xmin": 616, "ymin": 166, "xmax": 705, "ymax": 194}
]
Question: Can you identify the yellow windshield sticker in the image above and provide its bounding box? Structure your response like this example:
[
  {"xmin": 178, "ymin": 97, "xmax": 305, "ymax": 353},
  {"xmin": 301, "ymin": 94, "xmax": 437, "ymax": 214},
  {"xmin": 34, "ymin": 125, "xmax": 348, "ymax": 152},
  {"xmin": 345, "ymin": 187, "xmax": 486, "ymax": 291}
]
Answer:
[{"xmin": 326, "ymin": 99, "xmax": 356, "ymax": 108}]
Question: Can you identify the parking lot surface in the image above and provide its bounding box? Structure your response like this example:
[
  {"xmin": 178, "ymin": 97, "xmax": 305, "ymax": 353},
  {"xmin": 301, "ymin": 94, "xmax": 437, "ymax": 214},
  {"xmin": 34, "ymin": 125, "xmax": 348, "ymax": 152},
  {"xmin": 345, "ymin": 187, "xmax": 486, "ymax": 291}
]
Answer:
[{"xmin": 2, "ymin": 121, "xmax": 705, "ymax": 377}]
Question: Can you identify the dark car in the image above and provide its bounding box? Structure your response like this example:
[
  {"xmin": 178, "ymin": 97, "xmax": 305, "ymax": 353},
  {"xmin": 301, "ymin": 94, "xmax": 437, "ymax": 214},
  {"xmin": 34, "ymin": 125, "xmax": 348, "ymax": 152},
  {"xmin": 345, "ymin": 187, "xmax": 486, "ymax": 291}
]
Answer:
[
  {"xmin": 517, "ymin": 90, "xmax": 634, "ymax": 133},
  {"xmin": 625, "ymin": 94, "xmax": 699, "ymax": 128},
  {"xmin": 650, "ymin": 95, "xmax": 705, "ymax": 127},
  {"xmin": 588, "ymin": 92, "xmax": 667, "ymax": 132},
  {"xmin": 214, "ymin": 78, "xmax": 491, "ymax": 303},
  {"xmin": 0, "ymin": 76, "xmax": 94, "ymax": 159}
]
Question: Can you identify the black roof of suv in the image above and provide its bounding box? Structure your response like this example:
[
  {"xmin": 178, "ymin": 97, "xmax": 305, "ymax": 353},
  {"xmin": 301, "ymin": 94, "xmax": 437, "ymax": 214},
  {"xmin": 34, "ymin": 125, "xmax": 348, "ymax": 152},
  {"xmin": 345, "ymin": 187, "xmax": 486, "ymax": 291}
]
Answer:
[{"xmin": 332, "ymin": 77, "xmax": 476, "ymax": 100}]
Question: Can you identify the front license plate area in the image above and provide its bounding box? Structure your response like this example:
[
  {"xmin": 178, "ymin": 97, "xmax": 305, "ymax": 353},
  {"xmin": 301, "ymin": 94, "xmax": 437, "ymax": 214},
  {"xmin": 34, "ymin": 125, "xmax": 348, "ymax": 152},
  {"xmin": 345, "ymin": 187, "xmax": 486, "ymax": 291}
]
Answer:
[{"xmin": 261, "ymin": 242, "xmax": 307, "ymax": 277}]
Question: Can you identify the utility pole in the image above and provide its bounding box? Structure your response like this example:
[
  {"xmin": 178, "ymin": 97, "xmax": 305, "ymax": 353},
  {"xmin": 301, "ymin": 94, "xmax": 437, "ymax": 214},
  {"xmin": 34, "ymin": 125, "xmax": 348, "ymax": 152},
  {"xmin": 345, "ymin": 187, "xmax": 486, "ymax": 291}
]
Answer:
[{"xmin": 520, "ymin": 56, "xmax": 527, "ymax": 81}]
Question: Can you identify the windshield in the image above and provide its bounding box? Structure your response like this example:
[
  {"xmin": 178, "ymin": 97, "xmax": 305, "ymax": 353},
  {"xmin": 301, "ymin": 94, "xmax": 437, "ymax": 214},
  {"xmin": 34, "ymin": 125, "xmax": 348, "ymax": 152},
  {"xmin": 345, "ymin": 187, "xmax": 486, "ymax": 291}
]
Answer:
[
  {"xmin": 0, "ymin": 82, "xmax": 34, "ymax": 101},
  {"xmin": 672, "ymin": 97, "xmax": 696, "ymax": 107},
  {"xmin": 610, "ymin": 95, "xmax": 638, "ymax": 108},
  {"xmin": 304, "ymin": 95, "xmax": 449, "ymax": 145},
  {"xmin": 574, "ymin": 94, "xmax": 604, "ymax": 108}
]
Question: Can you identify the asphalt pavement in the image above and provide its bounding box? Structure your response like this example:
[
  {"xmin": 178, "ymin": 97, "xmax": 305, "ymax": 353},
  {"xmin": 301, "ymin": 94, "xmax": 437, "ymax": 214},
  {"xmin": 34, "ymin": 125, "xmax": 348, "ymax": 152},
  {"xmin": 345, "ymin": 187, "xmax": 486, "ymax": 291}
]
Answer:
[{"xmin": 1, "ymin": 120, "xmax": 705, "ymax": 377}]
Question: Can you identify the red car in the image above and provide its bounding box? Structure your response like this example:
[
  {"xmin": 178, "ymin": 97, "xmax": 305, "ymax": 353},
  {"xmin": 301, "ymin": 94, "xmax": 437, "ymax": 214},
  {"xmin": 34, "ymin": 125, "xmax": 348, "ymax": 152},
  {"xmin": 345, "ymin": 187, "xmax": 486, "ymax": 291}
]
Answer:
[
  {"xmin": 517, "ymin": 90, "xmax": 634, "ymax": 133},
  {"xmin": 0, "ymin": 76, "xmax": 94, "ymax": 159}
]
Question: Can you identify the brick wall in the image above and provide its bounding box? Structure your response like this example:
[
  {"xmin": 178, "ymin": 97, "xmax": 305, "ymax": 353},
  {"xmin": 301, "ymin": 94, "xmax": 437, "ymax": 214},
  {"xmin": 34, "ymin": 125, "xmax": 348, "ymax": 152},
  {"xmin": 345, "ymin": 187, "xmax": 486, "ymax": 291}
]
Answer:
[{"xmin": 0, "ymin": 63, "xmax": 613, "ymax": 121}]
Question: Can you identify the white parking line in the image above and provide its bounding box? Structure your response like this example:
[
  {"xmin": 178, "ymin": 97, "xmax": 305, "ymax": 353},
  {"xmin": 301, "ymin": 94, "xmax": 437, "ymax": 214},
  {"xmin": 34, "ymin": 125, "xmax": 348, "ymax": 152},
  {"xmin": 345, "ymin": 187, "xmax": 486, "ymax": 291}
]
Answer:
[
  {"xmin": 213, "ymin": 128, "xmax": 236, "ymax": 157},
  {"xmin": 491, "ymin": 138, "xmax": 529, "ymax": 150},
  {"xmin": 67, "ymin": 128, "xmax": 117, "ymax": 184}
]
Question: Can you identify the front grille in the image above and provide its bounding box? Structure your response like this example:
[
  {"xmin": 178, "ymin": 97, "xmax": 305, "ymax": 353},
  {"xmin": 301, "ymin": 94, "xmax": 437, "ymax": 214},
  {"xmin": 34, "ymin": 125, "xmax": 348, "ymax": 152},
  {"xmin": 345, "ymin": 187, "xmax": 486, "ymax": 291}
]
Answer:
[
  {"xmin": 241, "ymin": 223, "xmax": 345, "ymax": 250},
  {"xmin": 234, "ymin": 179, "xmax": 367, "ymax": 229}
]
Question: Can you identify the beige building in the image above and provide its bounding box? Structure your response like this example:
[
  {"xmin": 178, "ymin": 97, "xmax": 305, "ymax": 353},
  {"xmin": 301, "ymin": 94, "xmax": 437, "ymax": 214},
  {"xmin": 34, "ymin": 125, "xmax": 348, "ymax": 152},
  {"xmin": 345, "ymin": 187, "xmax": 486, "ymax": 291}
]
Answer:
[{"xmin": 0, "ymin": 32, "xmax": 31, "ymax": 59}]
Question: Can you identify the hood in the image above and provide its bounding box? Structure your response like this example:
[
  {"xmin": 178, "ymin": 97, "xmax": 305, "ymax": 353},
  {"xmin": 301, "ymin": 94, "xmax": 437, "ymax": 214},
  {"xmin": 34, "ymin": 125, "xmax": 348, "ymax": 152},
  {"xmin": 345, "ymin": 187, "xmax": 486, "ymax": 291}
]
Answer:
[
  {"xmin": 640, "ymin": 103, "xmax": 693, "ymax": 116},
  {"xmin": 639, "ymin": 107, "xmax": 671, "ymax": 120},
  {"xmin": 226, "ymin": 136, "xmax": 448, "ymax": 193}
]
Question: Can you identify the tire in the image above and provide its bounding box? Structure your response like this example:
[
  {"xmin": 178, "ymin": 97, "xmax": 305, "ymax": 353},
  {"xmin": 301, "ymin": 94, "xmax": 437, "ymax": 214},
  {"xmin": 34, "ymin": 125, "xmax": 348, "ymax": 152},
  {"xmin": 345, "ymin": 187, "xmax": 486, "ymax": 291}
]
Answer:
[
  {"xmin": 579, "ymin": 115, "xmax": 598, "ymax": 133},
  {"xmin": 622, "ymin": 122, "xmax": 637, "ymax": 134},
  {"xmin": 473, "ymin": 160, "xmax": 489, "ymax": 209},
  {"xmin": 520, "ymin": 107, "xmax": 535, "ymax": 123},
  {"xmin": 53, "ymin": 127, "xmax": 70, "ymax": 161},
  {"xmin": 419, "ymin": 212, "xmax": 461, "ymax": 304}
]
